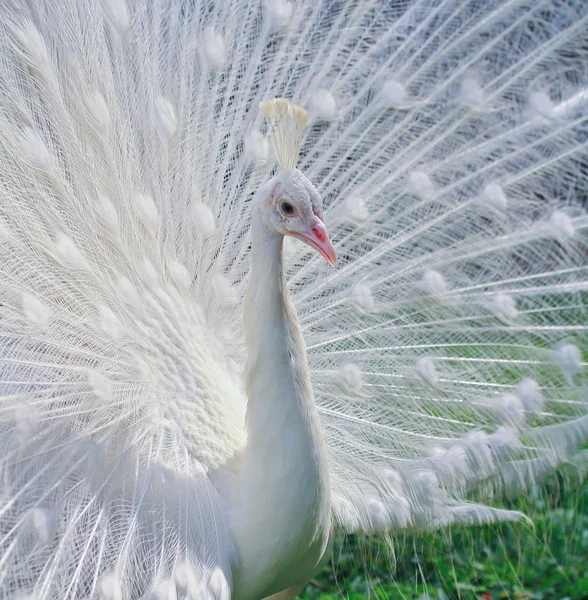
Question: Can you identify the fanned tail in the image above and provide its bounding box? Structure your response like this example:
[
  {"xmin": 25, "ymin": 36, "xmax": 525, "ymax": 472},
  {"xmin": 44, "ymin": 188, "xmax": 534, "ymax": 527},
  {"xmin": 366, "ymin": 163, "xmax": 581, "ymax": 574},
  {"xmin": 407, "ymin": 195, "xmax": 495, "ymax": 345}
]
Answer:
[
  {"xmin": 283, "ymin": 0, "xmax": 588, "ymax": 533},
  {"xmin": 0, "ymin": 1, "xmax": 248, "ymax": 597}
]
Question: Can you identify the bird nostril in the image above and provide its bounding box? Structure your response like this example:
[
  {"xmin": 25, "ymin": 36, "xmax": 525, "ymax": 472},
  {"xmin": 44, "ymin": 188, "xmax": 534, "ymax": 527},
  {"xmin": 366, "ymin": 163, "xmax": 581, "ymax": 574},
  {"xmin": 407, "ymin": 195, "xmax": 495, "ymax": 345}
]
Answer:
[{"xmin": 312, "ymin": 225, "xmax": 324, "ymax": 240}]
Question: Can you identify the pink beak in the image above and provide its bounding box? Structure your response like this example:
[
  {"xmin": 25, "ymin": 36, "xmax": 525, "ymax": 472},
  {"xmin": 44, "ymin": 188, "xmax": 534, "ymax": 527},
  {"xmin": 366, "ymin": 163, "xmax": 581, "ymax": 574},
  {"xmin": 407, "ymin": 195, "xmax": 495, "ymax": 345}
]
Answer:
[{"xmin": 293, "ymin": 219, "xmax": 337, "ymax": 267}]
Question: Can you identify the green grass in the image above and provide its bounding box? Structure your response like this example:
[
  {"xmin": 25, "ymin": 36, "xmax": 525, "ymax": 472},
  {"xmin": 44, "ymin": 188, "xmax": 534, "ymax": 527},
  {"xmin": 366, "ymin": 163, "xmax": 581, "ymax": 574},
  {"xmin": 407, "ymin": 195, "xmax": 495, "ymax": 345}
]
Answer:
[{"xmin": 301, "ymin": 476, "xmax": 588, "ymax": 600}]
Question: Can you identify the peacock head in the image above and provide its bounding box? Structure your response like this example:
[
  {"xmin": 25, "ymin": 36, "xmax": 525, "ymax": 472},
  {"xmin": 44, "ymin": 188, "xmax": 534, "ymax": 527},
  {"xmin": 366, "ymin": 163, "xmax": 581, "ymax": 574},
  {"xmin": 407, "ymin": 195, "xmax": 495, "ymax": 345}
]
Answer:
[
  {"xmin": 259, "ymin": 168, "xmax": 337, "ymax": 266},
  {"xmin": 257, "ymin": 98, "xmax": 337, "ymax": 267}
]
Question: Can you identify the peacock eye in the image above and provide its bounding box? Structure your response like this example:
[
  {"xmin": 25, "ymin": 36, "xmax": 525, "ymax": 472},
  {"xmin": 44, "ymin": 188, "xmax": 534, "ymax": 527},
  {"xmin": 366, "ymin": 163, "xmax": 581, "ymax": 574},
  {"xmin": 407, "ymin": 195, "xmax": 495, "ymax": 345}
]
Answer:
[{"xmin": 280, "ymin": 201, "xmax": 296, "ymax": 216}]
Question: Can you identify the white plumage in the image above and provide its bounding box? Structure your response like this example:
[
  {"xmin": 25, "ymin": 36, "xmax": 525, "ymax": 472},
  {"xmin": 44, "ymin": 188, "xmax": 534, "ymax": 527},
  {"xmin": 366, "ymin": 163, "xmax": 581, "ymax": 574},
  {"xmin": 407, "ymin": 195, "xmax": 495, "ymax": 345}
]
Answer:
[{"xmin": 0, "ymin": 0, "xmax": 587, "ymax": 599}]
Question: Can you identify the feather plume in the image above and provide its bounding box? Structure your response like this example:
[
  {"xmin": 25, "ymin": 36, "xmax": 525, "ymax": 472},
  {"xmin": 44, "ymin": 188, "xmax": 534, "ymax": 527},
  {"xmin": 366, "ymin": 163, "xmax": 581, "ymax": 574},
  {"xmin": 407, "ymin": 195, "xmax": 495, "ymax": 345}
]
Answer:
[{"xmin": 259, "ymin": 98, "xmax": 310, "ymax": 169}]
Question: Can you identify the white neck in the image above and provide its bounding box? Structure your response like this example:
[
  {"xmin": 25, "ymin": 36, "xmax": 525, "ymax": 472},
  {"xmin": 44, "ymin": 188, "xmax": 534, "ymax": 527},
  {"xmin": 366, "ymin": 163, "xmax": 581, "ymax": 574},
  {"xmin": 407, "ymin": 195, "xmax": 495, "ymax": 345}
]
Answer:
[{"xmin": 228, "ymin": 202, "xmax": 331, "ymax": 600}]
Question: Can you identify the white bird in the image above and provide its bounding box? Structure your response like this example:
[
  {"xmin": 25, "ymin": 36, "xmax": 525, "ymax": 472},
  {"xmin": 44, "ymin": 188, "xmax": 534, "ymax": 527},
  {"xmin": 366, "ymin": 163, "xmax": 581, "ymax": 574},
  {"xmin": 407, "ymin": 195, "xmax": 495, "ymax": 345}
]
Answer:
[{"xmin": 0, "ymin": 1, "xmax": 586, "ymax": 599}]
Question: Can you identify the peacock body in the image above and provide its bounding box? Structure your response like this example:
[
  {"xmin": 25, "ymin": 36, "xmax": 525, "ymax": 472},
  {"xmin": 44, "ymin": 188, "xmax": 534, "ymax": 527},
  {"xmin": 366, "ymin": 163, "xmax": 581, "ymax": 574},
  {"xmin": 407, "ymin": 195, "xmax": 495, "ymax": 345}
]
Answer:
[{"xmin": 0, "ymin": 0, "xmax": 587, "ymax": 598}]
